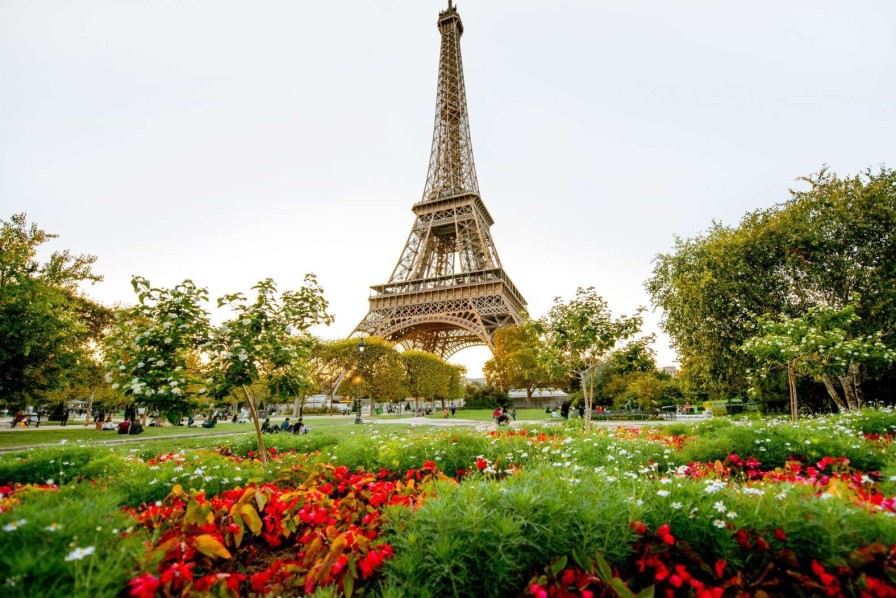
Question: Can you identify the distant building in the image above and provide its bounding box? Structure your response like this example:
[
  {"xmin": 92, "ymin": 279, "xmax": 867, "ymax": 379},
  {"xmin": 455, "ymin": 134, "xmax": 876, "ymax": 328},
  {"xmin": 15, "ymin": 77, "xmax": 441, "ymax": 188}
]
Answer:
[
  {"xmin": 508, "ymin": 388, "xmax": 567, "ymax": 409},
  {"xmin": 464, "ymin": 377, "xmax": 487, "ymax": 387},
  {"xmin": 661, "ymin": 366, "xmax": 679, "ymax": 377}
]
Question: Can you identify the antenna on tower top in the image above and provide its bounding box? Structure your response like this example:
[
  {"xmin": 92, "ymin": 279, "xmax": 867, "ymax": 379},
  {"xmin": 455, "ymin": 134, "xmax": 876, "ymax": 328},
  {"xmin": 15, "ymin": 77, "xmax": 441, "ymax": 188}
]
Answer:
[{"xmin": 448, "ymin": 0, "xmax": 453, "ymax": 9}]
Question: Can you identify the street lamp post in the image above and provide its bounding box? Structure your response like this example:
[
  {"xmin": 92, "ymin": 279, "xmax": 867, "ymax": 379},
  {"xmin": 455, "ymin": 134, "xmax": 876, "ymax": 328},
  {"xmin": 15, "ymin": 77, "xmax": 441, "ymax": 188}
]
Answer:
[{"xmin": 355, "ymin": 338, "xmax": 365, "ymax": 424}]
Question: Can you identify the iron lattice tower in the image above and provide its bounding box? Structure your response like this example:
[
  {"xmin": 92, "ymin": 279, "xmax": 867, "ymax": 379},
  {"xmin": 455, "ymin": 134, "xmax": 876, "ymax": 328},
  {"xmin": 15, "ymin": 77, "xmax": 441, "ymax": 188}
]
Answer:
[{"xmin": 355, "ymin": 1, "xmax": 527, "ymax": 357}]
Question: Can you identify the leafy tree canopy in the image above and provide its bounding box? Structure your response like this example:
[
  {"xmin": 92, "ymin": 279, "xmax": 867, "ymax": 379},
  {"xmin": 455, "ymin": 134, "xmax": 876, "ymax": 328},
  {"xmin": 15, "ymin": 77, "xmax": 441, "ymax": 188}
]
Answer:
[
  {"xmin": 648, "ymin": 166, "xmax": 896, "ymax": 403},
  {"xmin": 0, "ymin": 213, "xmax": 106, "ymax": 408}
]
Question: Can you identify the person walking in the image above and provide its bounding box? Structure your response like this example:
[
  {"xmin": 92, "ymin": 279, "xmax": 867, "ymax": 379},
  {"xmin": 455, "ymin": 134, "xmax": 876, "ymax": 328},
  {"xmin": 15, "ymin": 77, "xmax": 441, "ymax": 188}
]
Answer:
[{"xmin": 60, "ymin": 407, "xmax": 69, "ymax": 426}]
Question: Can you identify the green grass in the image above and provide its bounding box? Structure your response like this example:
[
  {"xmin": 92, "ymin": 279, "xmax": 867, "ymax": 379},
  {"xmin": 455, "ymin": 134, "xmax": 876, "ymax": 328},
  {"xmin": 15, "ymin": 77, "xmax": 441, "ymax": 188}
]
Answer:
[
  {"xmin": 0, "ymin": 415, "xmax": 372, "ymax": 451},
  {"xmin": 422, "ymin": 408, "xmax": 553, "ymax": 422},
  {"xmin": 3, "ymin": 411, "xmax": 896, "ymax": 597}
]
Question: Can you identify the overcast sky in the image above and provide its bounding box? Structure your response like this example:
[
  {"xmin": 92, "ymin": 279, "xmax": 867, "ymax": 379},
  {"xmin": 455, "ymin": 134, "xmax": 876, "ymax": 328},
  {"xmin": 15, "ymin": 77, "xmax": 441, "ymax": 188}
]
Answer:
[{"xmin": 2, "ymin": 1, "xmax": 894, "ymax": 377}]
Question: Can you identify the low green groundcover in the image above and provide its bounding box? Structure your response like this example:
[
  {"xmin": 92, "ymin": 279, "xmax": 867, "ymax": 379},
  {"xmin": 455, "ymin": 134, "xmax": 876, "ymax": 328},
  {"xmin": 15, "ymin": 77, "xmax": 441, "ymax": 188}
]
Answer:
[{"xmin": 1, "ymin": 410, "xmax": 896, "ymax": 596}]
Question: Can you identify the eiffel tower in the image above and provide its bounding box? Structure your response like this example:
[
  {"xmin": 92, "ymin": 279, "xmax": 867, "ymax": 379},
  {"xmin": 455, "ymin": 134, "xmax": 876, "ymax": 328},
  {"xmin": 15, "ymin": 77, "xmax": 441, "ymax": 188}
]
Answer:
[{"xmin": 355, "ymin": 1, "xmax": 527, "ymax": 358}]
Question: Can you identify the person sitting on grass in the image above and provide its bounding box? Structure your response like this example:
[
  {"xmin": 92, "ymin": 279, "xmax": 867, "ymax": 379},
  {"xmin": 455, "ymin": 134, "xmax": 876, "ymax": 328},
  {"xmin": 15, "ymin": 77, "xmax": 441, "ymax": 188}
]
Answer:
[
  {"xmin": 292, "ymin": 418, "xmax": 308, "ymax": 435},
  {"xmin": 261, "ymin": 418, "xmax": 273, "ymax": 434},
  {"xmin": 201, "ymin": 415, "xmax": 217, "ymax": 429},
  {"xmin": 102, "ymin": 417, "xmax": 116, "ymax": 430},
  {"xmin": 117, "ymin": 420, "xmax": 131, "ymax": 435},
  {"xmin": 280, "ymin": 417, "xmax": 292, "ymax": 433},
  {"xmin": 129, "ymin": 421, "xmax": 144, "ymax": 435}
]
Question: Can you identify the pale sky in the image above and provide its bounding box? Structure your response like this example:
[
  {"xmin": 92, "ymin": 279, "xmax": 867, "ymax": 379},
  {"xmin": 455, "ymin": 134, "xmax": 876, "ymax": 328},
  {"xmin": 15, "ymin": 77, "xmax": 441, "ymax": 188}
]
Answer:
[{"xmin": 2, "ymin": 1, "xmax": 894, "ymax": 377}]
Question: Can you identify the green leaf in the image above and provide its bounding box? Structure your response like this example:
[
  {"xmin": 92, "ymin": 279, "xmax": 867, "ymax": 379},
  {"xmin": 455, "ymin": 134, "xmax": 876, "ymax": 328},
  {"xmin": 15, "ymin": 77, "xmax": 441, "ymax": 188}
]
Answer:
[
  {"xmin": 549, "ymin": 555, "xmax": 568, "ymax": 577},
  {"xmin": 343, "ymin": 571, "xmax": 354, "ymax": 598}
]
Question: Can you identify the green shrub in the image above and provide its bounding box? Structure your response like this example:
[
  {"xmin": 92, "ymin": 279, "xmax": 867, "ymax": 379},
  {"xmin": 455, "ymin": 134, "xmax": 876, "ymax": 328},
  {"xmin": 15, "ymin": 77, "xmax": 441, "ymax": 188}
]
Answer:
[{"xmin": 0, "ymin": 484, "xmax": 147, "ymax": 597}]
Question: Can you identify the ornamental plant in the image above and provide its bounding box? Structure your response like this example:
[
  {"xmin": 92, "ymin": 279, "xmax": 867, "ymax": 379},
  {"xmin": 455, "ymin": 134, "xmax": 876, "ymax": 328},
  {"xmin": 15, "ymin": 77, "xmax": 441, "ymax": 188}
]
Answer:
[
  {"xmin": 541, "ymin": 287, "xmax": 643, "ymax": 431},
  {"xmin": 104, "ymin": 277, "xmax": 211, "ymax": 423},
  {"xmin": 205, "ymin": 276, "xmax": 333, "ymax": 464},
  {"xmin": 743, "ymin": 303, "xmax": 896, "ymax": 419},
  {"xmin": 127, "ymin": 462, "xmax": 449, "ymax": 597}
]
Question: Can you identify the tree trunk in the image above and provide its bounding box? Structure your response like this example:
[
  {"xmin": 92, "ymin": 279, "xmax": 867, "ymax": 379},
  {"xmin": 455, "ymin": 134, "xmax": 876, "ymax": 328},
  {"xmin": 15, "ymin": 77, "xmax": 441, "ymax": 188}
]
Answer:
[
  {"xmin": 526, "ymin": 387, "xmax": 533, "ymax": 409},
  {"xmin": 582, "ymin": 368, "xmax": 592, "ymax": 433},
  {"xmin": 849, "ymin": 363, "xmax": 865, "ymax": 409},
  {"xmin": 838, "ymin": 373, "xmax": 859, "ymax": 410},
  {"xmin": 84, "ymin": 388, "xmax": 96, "ymax": 426},
  {"xmin": 242, "ymin": 385, "xmax": 268, "ymax": 465},
  {"xmin": 821, "ymin": 374, "xmax": 848, "ymax": 412},
  {"xmin": 787, "ymin": 363, "xmax": 798, "ymax": 423}
]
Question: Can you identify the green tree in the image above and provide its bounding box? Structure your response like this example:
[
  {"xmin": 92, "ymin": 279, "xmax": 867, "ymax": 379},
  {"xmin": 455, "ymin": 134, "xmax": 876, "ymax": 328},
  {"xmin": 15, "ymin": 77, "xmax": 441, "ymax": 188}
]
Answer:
[
  {"xmin": 403, "ymin": 350, "xmax": 449, "ymax": 413},
  {"xmin": 463, "ymin": 384, "xmax": 509, "ymax": 409},
  {"xmin": 648, "ymin": 166, "xmax": 896, "ymax": 402},
  {"xmin": 742, "ymin": 304, "xmax": 895, "ymax": 419},
  {"xmin": 483, "ymin": 320, "xmax": 555, "ymax": 407},
  {"xmin": 206, "ymin": 276, "xmax": 332, "ymax": 463},
  {"xmin": 0, "ymin": 214, "xmax": 105, "ymax": 408},
  {"xmin": 315, "ymin": 337, "xmax": 407, "ymax": 415},
  {"xmin": 541, "ymin": 287, "xmax": 643, "ymax": 431},
  {"xmin": 104, "ymin": 277, "xmax": 210, "ymax": 423}
]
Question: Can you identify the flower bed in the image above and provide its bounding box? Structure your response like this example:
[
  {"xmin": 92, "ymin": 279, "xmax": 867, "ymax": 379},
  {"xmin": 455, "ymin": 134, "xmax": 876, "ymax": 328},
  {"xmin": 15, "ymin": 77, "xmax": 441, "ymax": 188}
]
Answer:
[{"xmin": 0, "ymin": 413, "xmax": 896, "ymax": 596}]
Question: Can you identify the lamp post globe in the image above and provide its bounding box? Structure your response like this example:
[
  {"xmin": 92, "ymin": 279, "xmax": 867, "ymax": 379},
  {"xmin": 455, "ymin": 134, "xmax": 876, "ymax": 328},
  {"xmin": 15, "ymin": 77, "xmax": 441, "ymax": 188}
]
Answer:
[{"xmin": 355, "ymin": 338, "xmax": 366, "ymax": 424}]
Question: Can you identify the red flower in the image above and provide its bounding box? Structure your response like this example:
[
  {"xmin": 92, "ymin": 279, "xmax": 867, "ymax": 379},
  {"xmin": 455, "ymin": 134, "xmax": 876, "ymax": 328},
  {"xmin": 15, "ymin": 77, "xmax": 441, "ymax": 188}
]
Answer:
[
  {"xmin": 476, "ymin": 458, "xmax": 488, "ymax": 471},
  {"xmin": 811, "ymin": 560, "xmax": 838, "ymax": 589},
  {"xmin": 657, "ymin": 524, "xmax": 675, "ymax": 546},
  {"xmin": 714, "ymin": 560, "xmax": 726, "ymax": 579},
  {"xmin": 332, "ymin": 555, "xmax": 349, "ymax": 576},
  {"xmin": 128, "ymin": 574, "xmax": 160, "ymax": 598},
  {"xmin": 630, "ymin": 521, "xmax": 647, "ymax": 535},
  {"xmin": 529, "ymin": 584, "xmax": 548, "ymax": 598},
  {"xmin": 560, "ymin": 568, "xmax": 577, "ymax": 586},
  {"xmin": 774, "ymin": 528, "xmax": 788, "ymax": 542}
]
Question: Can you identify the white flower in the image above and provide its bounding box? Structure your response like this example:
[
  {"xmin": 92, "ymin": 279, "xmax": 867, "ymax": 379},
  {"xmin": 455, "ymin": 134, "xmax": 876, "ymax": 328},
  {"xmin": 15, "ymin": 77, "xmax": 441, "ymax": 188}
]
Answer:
[
  {"xmin": 714, "ymin": 501, "xmax": 727, "ymax": 513},
  {"xmin": 65, "ymin": 546, "xmax": 95, "ymax": 561},
  {"xmin": 713, "ymin": 519, "xmax": 727, "ymax": 529},
  {"xmin": 45, "ymin": 523, "xmax": 62, "ymax": 532},
  {"xmin": 657, "ymin": 490, "xmax": 670, "ymax": 497},
  {"xmin": 2, "ymin": 519, "xmax": 25, "ymax": 532},
  {"xmin": 671, "ymin": 502, "xmax": 683, "ymax": 510},
  {"xmin": 727, "ymin": 511, "xmax": 738, "ymax": 519}
]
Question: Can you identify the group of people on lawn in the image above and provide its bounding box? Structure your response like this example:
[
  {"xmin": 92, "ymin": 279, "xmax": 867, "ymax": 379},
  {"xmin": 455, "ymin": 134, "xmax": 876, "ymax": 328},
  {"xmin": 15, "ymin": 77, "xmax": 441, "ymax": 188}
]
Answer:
[{"xmin": 260, "ymin": 417, "xmax": 308, "ymax": 435}]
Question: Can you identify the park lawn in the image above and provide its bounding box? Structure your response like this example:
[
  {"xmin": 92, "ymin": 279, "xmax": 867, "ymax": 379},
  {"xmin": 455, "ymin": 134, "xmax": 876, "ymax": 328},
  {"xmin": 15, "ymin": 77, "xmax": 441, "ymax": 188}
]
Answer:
[
  {"xmin": 425, "ymin": 408, "xmax": 553, "ymax": 421},
  {"xmin": 0, "ymin": 417, "xmax": 368, "ymax": 451},
  {"xmin": 0, "ymin": 418, "xmax": 434, "ymax": 452}
]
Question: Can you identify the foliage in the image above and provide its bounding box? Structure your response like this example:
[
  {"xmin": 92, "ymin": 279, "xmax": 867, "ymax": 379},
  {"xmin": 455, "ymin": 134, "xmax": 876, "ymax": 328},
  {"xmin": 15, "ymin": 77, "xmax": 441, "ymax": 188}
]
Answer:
[
  {"xmin": 126, "ymin": 463, "xmax": 443, "ymax": 597},
  {"xmin": 205, "ymin": 276, "xmax": 332, "ymax": 462},
  {"xmin": 0, "ymin": 213, "xmax": 106, "ymax": 408},
  {"xmin": 743, "ymin": 303, "xmax": 895, "ymax": 415},
  {"xmin": 0, "ymin": 484, "xmax": 147, "ymax": 597},
  {"xmin": 541, "ymin": 287, "xmax": 643, "ymax": 429},
  {"xmin": 484, "ymin": 320, "xmax": 556, "ymax": 404},
  {"xmin": 647, "ymin": 166, "xmax": 896, "ymax": 403},
  {"xmin": 104, "ymin": 277, "xmax": 210, "ymax": 423},
  {"xmin": 402, "ymin": 350, "xmax": 450, "ymax": 409},
  {"xmin": 3, "ymin": 411, "xmax": 896, "ymax": 596},
  {"xmin": 315, "ymin": 337, "xmax": 408, "ymax": 406},
  {"xmin": 463, "ymin": 384, "xmax": 510, "ymax": 409}
]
